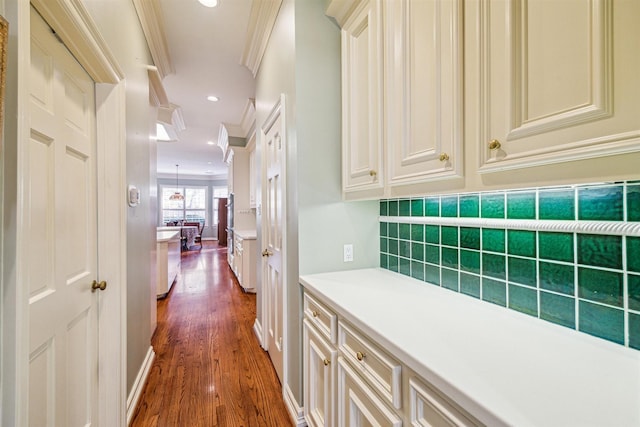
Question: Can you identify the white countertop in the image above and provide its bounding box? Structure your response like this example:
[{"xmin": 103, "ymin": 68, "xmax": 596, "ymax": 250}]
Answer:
[
  {"xmin": 299, "ymin": 268, "xmax": 640, "ymax": 427},
  {"xmin": 234, "ymin": 229, "xmax": 257, "ymax": 239},
  {"xmin": 156, "ymin": 230, "xmax": 180, "ymax": 242}
]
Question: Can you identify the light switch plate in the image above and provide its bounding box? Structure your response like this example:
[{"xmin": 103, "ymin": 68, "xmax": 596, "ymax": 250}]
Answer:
[{"xmin": 344, "ymin": 244, "xmax": 353, "ymax": 262}]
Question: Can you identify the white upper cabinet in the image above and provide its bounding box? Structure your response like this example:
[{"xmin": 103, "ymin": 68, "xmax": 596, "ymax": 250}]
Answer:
[
  {"xmin": 330, "ymin": 0, "xmax": 464, "ymax": 200},
  {"xmin": 385, "ymin": 0, "xmax": 464, "ymax": 185},
  {"xmin": 340, "ymin": 0, "xmax": 385, "ymax": 195},
  {"xmin": 477, "ymin": 0, "xmax": 640, "ymax": 172}
]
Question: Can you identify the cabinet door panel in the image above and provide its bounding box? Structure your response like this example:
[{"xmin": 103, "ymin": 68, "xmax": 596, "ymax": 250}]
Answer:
[
  {"xmin": 304, "ymin": 320, "xmax": 337, "ymax": 427},
  {"xmin": 386, "ymin": 0, "xmax": 463, "ymax": 185},
  {"xmin": 342, "ymin": 0, "xmax": 384, "ymax": 193},
  {"xmin": 479, "ymin": 0, "xmax": 640, "ymax": 171}
]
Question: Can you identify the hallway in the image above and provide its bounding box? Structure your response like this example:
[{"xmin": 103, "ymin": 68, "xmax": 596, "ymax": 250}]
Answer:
[{"xmin": 130, "ymin": 242, "xmax": 292, "ymax": 426}]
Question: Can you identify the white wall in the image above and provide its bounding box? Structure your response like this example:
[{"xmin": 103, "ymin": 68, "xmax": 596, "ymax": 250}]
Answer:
[
  {"xmin": 81, "ymin": 0, "xmax": 157, "ymax": 394},
  {"xmin": 1, "ymin": 1, "xmax": 22, "ymax": 423},
  {"xmin": 255, "ymin": 0, "xmax": 379, "ymax": 406}
]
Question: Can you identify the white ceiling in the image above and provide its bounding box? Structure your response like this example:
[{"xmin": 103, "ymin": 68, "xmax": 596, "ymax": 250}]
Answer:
[{"xmin": 155, "ymin": 0, "xmax": 255, "ymax": 179}]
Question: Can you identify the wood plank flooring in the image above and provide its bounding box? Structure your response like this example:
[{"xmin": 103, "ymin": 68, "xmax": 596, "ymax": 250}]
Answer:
[{"xmin": 130, "ymin": 241, "xmax": 292, "ymax": 427}]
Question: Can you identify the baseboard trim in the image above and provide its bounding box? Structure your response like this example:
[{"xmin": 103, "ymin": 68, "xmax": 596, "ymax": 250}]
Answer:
[
  {"xmin": 283, "ymin": 383, "xmax": 306, "ymax": 427},
  {"xmin": 126, "ymin": 346, "xmax": 155, "ymax": 425},
  {"xmin": 253, "ymin": 318, "xmax": 265, "ymax": 349}
]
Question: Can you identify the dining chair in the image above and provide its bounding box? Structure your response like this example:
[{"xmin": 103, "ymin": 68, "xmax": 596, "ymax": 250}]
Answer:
[{"xmin": 183, "ymin": 222, "xmax": 203, "ymax": 248}]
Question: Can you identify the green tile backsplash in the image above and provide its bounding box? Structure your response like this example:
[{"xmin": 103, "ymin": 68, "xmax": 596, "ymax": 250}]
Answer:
[{"xmin": 379, "ymin": 181, "xmax": 640, "ymax": 350}]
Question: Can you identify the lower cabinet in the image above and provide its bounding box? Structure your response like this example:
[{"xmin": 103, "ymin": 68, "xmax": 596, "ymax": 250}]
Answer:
[
  {"xmin": 303, "ymin": 319, "xmax": 337, "ymax": 427},
  {"xmin": 338, "ymin": 357, "xmax": 402, "ymax": 426},
  {"xmin": 408, "ymin": 376, "xmax": 480, "ymax": 427},
  {"xmin": 303, "ymin": 289, "xmax": 482, "ymax": 427},
  {"xmin": 232, "ymin": 234, "xmax": 256, "ymax": 292}
]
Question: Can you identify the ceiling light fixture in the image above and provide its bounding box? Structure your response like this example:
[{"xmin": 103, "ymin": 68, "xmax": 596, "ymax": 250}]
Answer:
[
  {"xmin": 207, "ymin": 141, "xmax": 215, "ymax": 145},
  {"xmin": 207, "ymin": 95, "xmax": 219, "ymax": 102},
  {"xmin": 198, "ymin": 0, "xmax": 219, "ymax": 7},
  {"xmin": 169, "ymin": 164, "xmax": 184, "ymax": 201}
]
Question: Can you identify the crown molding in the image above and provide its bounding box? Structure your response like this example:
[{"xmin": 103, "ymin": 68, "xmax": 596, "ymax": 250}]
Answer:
[
  {"xmin": 31, "ymin": 0, "xmax": 124, "ymax": 83},
  {"xmin": 241, "ymin": 0, "xmax": 283, "ymax": 77},
  {"xmin": 148, "ymin": 66, "xmax": 169, "ymax": 107},
  {"xmin": 132, "ymin": 0, "xmax": 174, "ymax": 79},
  {"xmin": 325, "ymin": 0, "xmax": 358, "ymax": 28},
  {"xmin": 239, "ymin": 98, "xmax": 256, "ymax": 138}
]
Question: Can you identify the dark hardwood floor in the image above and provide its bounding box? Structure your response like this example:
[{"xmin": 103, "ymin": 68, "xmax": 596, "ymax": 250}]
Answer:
[{"xmin": 130, "ymin": 241, "xmax": 292, "ymax": 427}]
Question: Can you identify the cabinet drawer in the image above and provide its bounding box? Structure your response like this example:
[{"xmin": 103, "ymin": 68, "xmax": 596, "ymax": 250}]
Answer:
[
  {"xmin": 304, "ymin": 293, "xmax": 337, "ymax": 344},
  {"xmin": 338, "ymin": 357, "xmax": 402, "ymax": 427},
  {"xmin": 409, "ymin": 377, "xmax": 482, "ymax": 427},
  {"xmin": 338, "ymin": 321, "xmax": 402, "ymax": 409}
]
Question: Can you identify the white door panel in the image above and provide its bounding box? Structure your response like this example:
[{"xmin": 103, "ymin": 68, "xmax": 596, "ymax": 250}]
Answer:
[
  {"xmin": 28, "ymin": 8, "xmax": 99, "ymax": 426},
  {"xmin": 263, "ymin": 97, "xmax": 286, "ymax": 382}
]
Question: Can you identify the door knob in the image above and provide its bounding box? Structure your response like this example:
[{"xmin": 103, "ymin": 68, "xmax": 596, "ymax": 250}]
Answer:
[
  {"xmin": 262, "ymin": 249, "xmax": 273, "ymax": 257},
  {"xmin": 91, "ymin": 280, "xmax": 107, "ymax": 292}
]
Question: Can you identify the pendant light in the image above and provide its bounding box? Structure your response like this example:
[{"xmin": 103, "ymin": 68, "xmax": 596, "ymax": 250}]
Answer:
[{"xmin": 169, "ymin": 164, "xmax": 184, "ymax": 201}]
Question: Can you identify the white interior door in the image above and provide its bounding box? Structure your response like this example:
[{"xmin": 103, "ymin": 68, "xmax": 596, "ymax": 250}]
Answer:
[
  {"xmin": 262, "ymin": 98, "xmax": 285, "ymax": 382},
  {"xmin": 27, "ymin": 8, "xmax": 99, "ymax": 426}
]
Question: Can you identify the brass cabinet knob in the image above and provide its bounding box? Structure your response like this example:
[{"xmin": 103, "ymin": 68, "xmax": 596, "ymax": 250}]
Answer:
[
  {"xmin": 312, "ymin": 310, "xmax": 319, "ymax": 318},
  {"xmin": 369, "ymin": 170, "xmax": 377, "ymax": 177},
  {"xmin": 439, "ymin": 153, "xmax": 450, "ymax": 162},
  {"xmin": 323, "ymin": 358, "xmax": 331, "ymax": 366},
  {"xmin": 261, "ymin": 249, "xmax": 273, "ymax": 257},
  {"xmin": 91, "ymin": 280, "xmax": 107, "ymax": 292},
  {"xmin": 488, "ymin": 139, "xmax": 501, "ymax": 150},
  {"xmin": 356, "ymin": 351, "xmax": 365, "ymax": 361}
]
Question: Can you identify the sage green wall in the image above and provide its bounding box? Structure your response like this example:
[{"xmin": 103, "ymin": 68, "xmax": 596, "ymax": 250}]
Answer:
[
  {"xmin": 255, "ymin": 0, "xmax": 379, "ymax": 407},
  {"xmin": 82, "ymin": 0, "xmax": 157, "ymax": 395}
]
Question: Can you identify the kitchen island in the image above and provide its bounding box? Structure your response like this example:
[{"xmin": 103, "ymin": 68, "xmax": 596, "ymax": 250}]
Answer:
[{"xmin": 156, "ymin": 230, "xmax": 181, "ymax": 298}]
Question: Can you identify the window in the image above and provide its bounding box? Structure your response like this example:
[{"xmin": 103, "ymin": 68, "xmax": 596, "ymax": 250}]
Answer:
[
  {"xmin": 161, "ymin": 186, "xmax": 207, "ymax": 225},
  {"xmin": 212, "ymin": 187, "xmax": 228, "ymax": 225}
]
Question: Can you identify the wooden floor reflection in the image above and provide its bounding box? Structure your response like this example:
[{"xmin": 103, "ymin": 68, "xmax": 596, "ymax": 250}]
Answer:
[{"xmin": 130, "ymin": 241, "xmax": 292, "ymax": 427}]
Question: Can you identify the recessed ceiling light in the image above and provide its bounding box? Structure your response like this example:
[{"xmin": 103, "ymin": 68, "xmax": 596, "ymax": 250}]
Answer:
[
  {"xmin": 198, "ymin": 0, "xmax": 218, "ymax": 7},
  {"xmin": 207, "ymin": 95, "xmax": 219, "ymax": 102},
  {"xmin": 207, "ymin": 161, "xmax": 212, "ymax": 164},
  {"xmin": 205, "ymin": 170, "xmax": 214, "ymax": 174},
  {"xmin": 207, "ymin": 141, "xmax": 215, "ymax": 145}
]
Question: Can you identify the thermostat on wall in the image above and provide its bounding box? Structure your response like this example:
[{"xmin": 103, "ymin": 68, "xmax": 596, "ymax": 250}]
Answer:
[{"xmin": 128, "ymin": 185, "xmax": 140, "ymax": 207}]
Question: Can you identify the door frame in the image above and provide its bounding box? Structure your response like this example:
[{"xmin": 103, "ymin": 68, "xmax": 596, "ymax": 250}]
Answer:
[{"xmin": 2, "ymin": 1, "xmax": 126, "ymax": 425}]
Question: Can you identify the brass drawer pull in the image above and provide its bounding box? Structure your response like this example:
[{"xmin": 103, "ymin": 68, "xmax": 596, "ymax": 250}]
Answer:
[
  {"xmin": 439, "ymin": 153, "xmax": 449, "ymax": 162},
  {"xmin": 488, "ymin": 139, "xmax": 501, "ymax": 150},
  {"xmin": 312, "ymin": 310, "xmax": 318, "ymax": 318},
  {"xmin": 323, "ymin": 358, "xmax": 331, "ymax": 366},
  {"xmin": 356, "ymin": 351, "xmax": 365, "ymax": 361}
]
